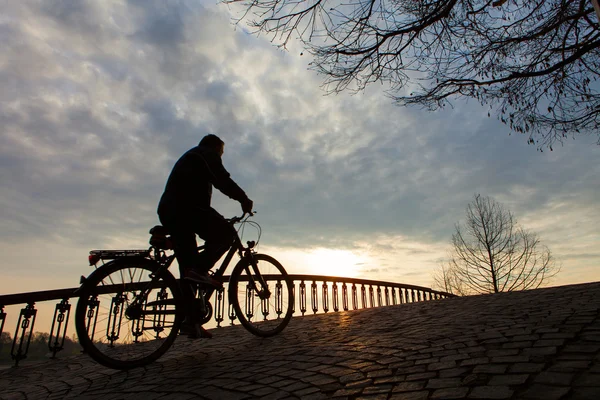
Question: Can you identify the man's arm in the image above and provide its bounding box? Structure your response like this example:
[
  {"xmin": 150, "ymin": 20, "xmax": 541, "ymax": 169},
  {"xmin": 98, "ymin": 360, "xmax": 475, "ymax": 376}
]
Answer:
[{"xmin": 199, "ymin": 149, "xmax": 250, "ymax": 203}]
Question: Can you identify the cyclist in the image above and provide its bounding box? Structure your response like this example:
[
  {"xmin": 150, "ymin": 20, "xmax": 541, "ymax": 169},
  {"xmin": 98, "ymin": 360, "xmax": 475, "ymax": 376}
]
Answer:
[{"xmin": 157, "ymin": 134, "xmax": 253, "ymax": 337}]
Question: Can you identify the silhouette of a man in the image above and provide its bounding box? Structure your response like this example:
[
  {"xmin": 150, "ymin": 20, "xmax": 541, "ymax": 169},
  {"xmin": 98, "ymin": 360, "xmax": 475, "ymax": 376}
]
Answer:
[{"xmin": 158, "ymin": 134, "xmax": 253, "ymax": 335}]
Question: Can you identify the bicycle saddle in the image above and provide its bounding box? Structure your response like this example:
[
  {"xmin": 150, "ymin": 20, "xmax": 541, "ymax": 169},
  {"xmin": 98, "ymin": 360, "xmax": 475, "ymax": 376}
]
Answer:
[
  {"xmin": 149, "ymin": 225, "xmax": 170, "ymax": 236},
  {"xmin": 149, "ymin": 225, "xmax": 173, "ymax": 249}
]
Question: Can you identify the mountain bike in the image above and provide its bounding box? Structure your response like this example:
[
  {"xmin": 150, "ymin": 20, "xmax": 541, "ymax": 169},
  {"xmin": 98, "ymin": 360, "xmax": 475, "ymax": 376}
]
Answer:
[{"xmin": 74, "ymin": 213, "xmax": 294, "ymax": 370}]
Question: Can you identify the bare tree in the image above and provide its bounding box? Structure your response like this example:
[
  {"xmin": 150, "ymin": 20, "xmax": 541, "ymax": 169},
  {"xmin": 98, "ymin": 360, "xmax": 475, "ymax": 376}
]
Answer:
[
  {"xmin": 225, "ymin": 0, "xmax": 600, "ymax": 149},
  {"xmin": 432, "ymin": 261, "xmax": 469, "ymax": 296},
  {"xmin": 435, "ymin": 194, "xmax": 559, "ymax": 294}
]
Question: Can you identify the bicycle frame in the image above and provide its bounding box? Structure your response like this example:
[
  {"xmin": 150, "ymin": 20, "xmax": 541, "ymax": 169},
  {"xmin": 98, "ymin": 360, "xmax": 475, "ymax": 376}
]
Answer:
[{"xmin": 141, "ymin": 216, "xmax": 271, "ymax": 316}]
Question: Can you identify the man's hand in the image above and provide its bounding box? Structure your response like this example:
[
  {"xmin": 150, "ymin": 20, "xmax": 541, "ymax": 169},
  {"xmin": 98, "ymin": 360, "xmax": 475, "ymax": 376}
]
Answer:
[{"xmin": 241, "ymin": 198, "xmax": 254, "ymax": 215}]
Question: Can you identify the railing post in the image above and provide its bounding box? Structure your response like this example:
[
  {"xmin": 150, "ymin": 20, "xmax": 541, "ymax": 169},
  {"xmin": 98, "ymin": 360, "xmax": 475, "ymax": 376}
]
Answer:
[
  {"xmin": 12, "ymin": 302, "xmax": 37, "ymax": 367},
  {"xmin": 342, "ymin": 283, "xmax": 349, "ymax": 311},
  {"xmin": 377, "ymin": 286, "xmax": 383, "ymax": 307},
  {"xmin": 322, "ymin": 282, "xmax": 329, "ymax": 313},
  {"xmin": 391, "ymin": 288, "xmax": 397, "ymax": 305},
  {"xmin": 260, "ymin": 282, "xmax": 270, "ymax": 320},
  {"xmin": 352, "ymin": 284, "xmax": 358, "ymax": 310},
  {"xmin": 228, "ymin": 303, "xmax": 236, "ymax": 325},
  {"xmin": 332, "ymin": 282, "xmax": 339, "ymax": 312},
  {"xmin": 48, "ymin": 298, "xmax": 71, "ymax": 358},
  {"xmin": 275, "ymin": 280, "xmax": 283, "ymax": 318},
  {"xmin": 0, "ymin": 305, "xmax": 5, "ymax": 338},
  {"xmin": 291, "ymin": 283, "xmax": 296, "ymax": 314},
  {"xmin": 0, "ymin": 305, "xmax": 6, "ymax": 358},
  {"xmin": 311, "ymin": 281, "xmax": 318, "ymax": 314},
  {"xmin": 84, "ymin": 296, "xmax": 100, "ymax": 344},
  {"xmin": 215, "ymin": 287, "xmax": 225, "ymax": 327},
  {"xmin": 361, "ymin": 285, "xmax": 367, "ymax": 309},
  {"xmin": 369, "ymin": 286, "xmax": 375, "ymax": 308},
  {"xmin": 299, "ymin": 281, "xmax": 307, "ymax": 315},
  {"xmin": 384, "ymin": 287, "xmax": 390, "ymax": 306}
]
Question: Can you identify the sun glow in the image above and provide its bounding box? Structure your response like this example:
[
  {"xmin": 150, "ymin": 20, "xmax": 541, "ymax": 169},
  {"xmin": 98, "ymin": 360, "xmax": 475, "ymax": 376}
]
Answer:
[{"xmin": 304, "ymin": 248, "xmax": 365, "ymax": 278}]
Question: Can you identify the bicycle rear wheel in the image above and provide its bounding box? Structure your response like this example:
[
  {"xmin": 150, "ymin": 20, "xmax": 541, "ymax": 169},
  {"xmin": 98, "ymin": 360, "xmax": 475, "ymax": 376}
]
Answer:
[
  {"xmin": 75, "ymin": 258, "xmax": 183, "ymax": 369},
  {"xmin": 229, "ymin": 254, "xmax": 294, "ymax": 337}
]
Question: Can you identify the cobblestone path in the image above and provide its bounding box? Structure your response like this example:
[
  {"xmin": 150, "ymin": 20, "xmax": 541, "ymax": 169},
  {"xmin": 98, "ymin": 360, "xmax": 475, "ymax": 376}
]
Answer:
[{"xmin": 1, "ymin": 282, "xmax": 599, "ymax": 399}]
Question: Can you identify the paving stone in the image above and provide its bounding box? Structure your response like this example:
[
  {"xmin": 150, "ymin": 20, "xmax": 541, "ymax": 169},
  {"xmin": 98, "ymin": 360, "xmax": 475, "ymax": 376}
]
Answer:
[
  {"xmin": 391, "ymin": 381, "xmax": 426, "ymax": 393},
  {"xmin": 488, "ymin": 374, "xmax": 529, "ymax": 386},
  {"xmin": 501, "ymin": 341, "xmax": 532, "ymax": 349},
  {"xmin": 415, "ymin": 357, "xmax": 439, "ymax": 365},
  {"xmin": 439, "ymin": 367, "xmax": 470, "ymax": 378},
  {"xmin": 362, "ymin": 384, "xmax": 393, "ymax": 395},
  {"xmin": 402, "ymin": 365, "xmax": 428, "ymax": 374},
  {"xmin": 389, "ymin": 391, "xmax": 429, "ymax": 400},
  {"xmin": 460, "ymin": 357, "xmax": 489, "ymax": 366},
  {"xmin": 468, "ymin": 385, "xmax": 513, "ymax": 399},
  {"xmin": 336, "ymin": 372, "xmax": 364, "ymax": 384},
  {"xmin": 345, "ymin": 379, "xmax": 373, "ymax": 389},
  {"xmin": 366, "ymin": 369, "xmax": 393, "ymax": 379},
  {"xmin": 491, "ymin": 355, "xmax": 530, "ymax": 363},
  {"xmin": 542, "ymin": 333, "xmax": 576, "ymax": 340},
  {"xmin": 534, "ymin": 339, "xmax": 565, "ymax": 347},
  {"xmin": 473, "ymin": 364, "xmax": 508, "ymax": 374},
  {"xmin": 251, "ymin": 387, "xmax": 279, "ymax": 396},
  {"xmin": 522, "ymin": 347, "xmax": 558, "ymax": 356},
  {"xmin": 406, "ymin": 372, "xmax": 436, "ymax": 381},
  {"xmin": 564, "ymin": 344, "xmax": 600, "ymax": 353},
  {"xmin": 428, "ymin": 361, "xmax": 457, "ymax": 371},
  {"xmin": 332, "ymin": 388, "xmax": 363, "ymax": 397},
  {"xmin": 440, "ymin": 354, "xmax": 470, "ymax": 362},
  {"xmin": 547, "ymin": 360, "xmax": 591, "ymax": 372},
  {"xmin": 295, "ymin": 386, "xmax": 321, "ymax": 396},
  {"xmin": 430, "ymin": 387, "xmax": 469, "ymax": 399},
  {"xmin": 374, "ymin": 375, "xmax": 406, "ymax": 385},
  {"xmin": 486, "ymin": 349, "xmax": 519, "ymax": 357},
  {"xmin": 534, "ymin": 371, "xmax": 575, "ymax": 386},
  {"xmin": 355, "ymin": 394, "xmax": 389, "ymax": 400},
  {"xmin": 512, "ymin": 335, "xmax": 540, "ymax": 341},
  {"xmin": 459, "ymin": 346, "xmax": 487, "ymax": 354},
  {"xmin": 426, "ymin": 377, "xmax": 463, "ymax": 389},
  {"xmin": 569, "ymin": 387, "xmax": 600, "ymax": 400},
  {"xmin": 573, "ymin": 372, "xmax": 600, "ymax": 386},
  {"xmin": 519, "ymin": 384, "xmax": 570, "ymax": 399},
  {"xmin": 509, "ymin": 363, "xmax": 546, "ymax": 373}
]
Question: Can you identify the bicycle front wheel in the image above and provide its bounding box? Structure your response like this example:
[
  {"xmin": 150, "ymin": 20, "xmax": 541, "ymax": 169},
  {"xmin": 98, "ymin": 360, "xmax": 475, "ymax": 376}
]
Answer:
[
  {"xmin": 75, "ymin": 258, "xmax": 183, "ymax": 369},
  {"xmin": 229, "ymin": 254, "xmax": 294, "ymax": 337}
]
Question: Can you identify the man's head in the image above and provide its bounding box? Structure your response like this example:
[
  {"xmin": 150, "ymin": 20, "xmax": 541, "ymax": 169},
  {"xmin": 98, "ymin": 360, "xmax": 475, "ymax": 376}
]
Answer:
[{"xmin": 199, "ymin": 134, "xmax": 224, "ymax": 156}]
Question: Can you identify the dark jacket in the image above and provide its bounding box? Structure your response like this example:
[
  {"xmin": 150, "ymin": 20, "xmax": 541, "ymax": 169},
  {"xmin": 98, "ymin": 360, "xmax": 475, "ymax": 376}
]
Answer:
[{"xmin": 158, "ymin": 144, "xmax": 248, "ymax": 216}]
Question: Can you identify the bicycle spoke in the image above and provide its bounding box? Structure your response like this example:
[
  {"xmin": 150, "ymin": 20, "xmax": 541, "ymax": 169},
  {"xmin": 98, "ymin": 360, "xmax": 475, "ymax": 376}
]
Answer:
[
  {"xmin": 230, "ymin": 254, "xmax": 293, "ymax": 337},
  {"xmin": 76, "ymin": 259, "xmax": 182, "ymax": 369}
]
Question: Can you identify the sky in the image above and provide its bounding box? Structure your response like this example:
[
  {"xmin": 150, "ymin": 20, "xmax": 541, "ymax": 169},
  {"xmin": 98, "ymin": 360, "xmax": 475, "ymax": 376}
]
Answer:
[{"xmin": 1, "ymin": 0, "xmax": 599, "ymax": 310}]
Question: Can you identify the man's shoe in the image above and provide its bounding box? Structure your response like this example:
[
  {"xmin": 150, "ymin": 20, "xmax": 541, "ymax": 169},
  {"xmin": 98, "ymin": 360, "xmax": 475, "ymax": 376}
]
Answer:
[
  {"xmin": 183, "ymin": 269, "xmax": 223, "ymax": 289},
  {"xmin": 179, "ymin": 320, "xmax": 213, "ymax": 339}
]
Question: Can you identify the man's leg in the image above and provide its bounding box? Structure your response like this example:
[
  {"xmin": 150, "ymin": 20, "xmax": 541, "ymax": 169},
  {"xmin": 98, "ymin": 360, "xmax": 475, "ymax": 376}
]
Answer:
[
  {"xmin": 193, "ymin": 209, "xmax": 237, "ymax": 273},
  {"xmin": 159, "ymin": 213, "xmax": 215, "ymax": 338}
]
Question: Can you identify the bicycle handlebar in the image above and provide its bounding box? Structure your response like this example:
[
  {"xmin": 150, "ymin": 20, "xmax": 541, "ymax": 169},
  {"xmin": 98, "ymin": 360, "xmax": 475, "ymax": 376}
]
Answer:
[{"xmin": 228, "ymin": 211, "xmax": 255, "ymax": 224}]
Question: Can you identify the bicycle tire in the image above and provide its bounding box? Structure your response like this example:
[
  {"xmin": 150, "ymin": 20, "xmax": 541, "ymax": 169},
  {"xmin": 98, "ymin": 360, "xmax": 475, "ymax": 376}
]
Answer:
[
  {"xmin": 75, "ymin": 257, "xmax": 183, "ymax": 370},
  {"xmin": 228, "ymin": 254, "xmax": 294, "ymax": 337}
]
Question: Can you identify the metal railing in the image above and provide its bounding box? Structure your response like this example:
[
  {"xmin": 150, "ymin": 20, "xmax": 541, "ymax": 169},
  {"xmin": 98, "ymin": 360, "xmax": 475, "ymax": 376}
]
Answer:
[{"xmin": 0, "ymin": 275, "xmax": 454, "ymax": 367}]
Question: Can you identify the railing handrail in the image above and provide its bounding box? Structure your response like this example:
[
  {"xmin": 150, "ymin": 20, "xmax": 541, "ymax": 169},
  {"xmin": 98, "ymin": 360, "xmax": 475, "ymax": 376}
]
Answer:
[
  {"xmin": 0, "ymin": 275, "xmax": 454, "ymax": 306},
  {"xmin": 287, "ymin": 275, "xmax": 454, "ymax": 297},
  {"xmin": 0, "ymin": 288, "xmax": 79, "ymax": 307}
]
